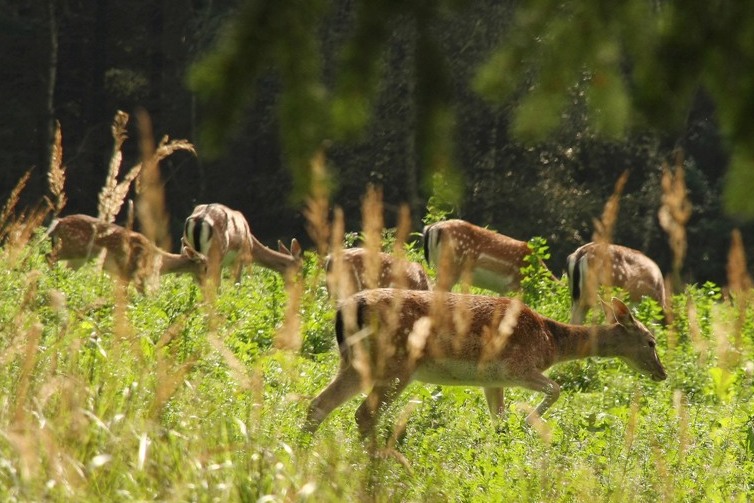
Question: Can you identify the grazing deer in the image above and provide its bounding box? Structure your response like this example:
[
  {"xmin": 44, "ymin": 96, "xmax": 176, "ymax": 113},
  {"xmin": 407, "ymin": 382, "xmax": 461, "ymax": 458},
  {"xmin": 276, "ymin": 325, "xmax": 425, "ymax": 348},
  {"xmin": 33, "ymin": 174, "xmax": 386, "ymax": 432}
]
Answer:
[
  {"xmin": 46, "ymin": 214, "xmax": 207, "ymax": 292},
  {"xmin": 324, "ymin": 248, "xmax": 431, "ymax": 300},
  {"xmin": 567, "ymin": 242, "xmax": 667, "ymax": 324},
  {"xmin": 183, "ymin": 204, "xmax": 253, "ymax": 287},
  {"xmin": 183, "ymin": 203, "xmax": 302, "ymax": 287},
  {"xmin": 423, "ymin": 219, "xmax": 553, "ymax": 293},
  {"xmin": 304, "ymin": 289, "xmax": 666, "ymax": 436}
]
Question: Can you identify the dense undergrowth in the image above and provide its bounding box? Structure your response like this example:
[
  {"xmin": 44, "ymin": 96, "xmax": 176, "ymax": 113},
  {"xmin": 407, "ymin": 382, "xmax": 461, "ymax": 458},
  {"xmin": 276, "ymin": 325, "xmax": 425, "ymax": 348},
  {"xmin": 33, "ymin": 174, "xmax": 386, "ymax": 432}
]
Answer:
[{"xmin": 0, "ymin": 230, "xmax": 753, "ymax": 502}]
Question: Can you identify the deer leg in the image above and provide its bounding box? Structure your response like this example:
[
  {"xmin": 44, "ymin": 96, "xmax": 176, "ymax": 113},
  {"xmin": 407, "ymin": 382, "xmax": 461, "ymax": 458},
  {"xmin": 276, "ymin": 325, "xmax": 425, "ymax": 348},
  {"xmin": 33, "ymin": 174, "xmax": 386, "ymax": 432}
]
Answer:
[
  {"xmin": 355, "ymin": 375, "xmax": 411, "ymax": 438},
  {"xmin": 304, "ymin": 365, "xmax": 364, "ymax": 434},
  {"xmin": 483, "ymin": 387, "xmax": 506, "ymax": 420},
  {"xmin": 204, "ymin": 245, "xmax": 223, "ymax": 290},
  {"xmin": 519, "ymin": 373, "xmax": 561, "ymax": 424},
  {"xmin": 231, "ymin": 260, "xmax": 243, "ymax": 284}
]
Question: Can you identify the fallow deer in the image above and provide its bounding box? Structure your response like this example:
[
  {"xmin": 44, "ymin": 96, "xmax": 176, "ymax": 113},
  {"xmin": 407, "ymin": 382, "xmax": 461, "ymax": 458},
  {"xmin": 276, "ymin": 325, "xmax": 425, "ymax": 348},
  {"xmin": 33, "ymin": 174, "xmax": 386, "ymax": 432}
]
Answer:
[
  {"xmin": 46, "ymin": 214, "xmax": 207, "ymax": 293},
  {"xmin": 324, "ymin": 247, "xmax": 431, "ymax": 300},
  {"xmin": 567, "ymin": 242, "xmax": 667, "ymax": 324},
  {"xmin": 183, "ymin": 204, "xmax": 253, "ymax": 287},
  {"xmin": 304, "ymin": 289, "xmax": 666, "ymax": 436},
  {"xmin": 183, "ymin": 203, "xmax": 303, "ymax": 287},
  {"xmin": 423, "ymin": 219, "xmax": 554, "ymax": 293}
]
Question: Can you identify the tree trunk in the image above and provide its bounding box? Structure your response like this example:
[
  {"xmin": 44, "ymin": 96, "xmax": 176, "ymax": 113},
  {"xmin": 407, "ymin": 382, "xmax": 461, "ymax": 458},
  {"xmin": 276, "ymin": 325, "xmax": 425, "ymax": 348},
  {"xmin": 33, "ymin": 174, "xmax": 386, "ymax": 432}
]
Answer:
[{"xmin": 45, "ymin": 0, "xmax": 58, "ymax": 174}]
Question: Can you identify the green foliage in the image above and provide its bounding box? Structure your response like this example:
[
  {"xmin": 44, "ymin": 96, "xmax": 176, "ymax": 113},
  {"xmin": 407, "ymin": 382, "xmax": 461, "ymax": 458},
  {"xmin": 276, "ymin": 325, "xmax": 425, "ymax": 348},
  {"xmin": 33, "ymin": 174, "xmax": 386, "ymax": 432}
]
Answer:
[
  {"xmin": 521, "ymin": 236, "xmax": 563, "ymax": 311},
  {"xmin": 188, "ymin": 0, "xmax": 331, "ymax": 195},
  {"xmin": 422, "ymin": 171, "xmax": 461, "ymax": 226},
  {"xmin": 5, "ymin": 232, "xmax": 754, "ymax": 500}
]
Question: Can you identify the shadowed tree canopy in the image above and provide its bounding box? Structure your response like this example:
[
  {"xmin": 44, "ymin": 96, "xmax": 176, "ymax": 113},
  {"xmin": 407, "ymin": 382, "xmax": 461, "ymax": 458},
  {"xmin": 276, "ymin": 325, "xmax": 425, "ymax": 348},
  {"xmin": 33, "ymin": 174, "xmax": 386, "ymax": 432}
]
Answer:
[{"xmin": 189, "ymin": 0, "xmax": 754, "ymax": 216}]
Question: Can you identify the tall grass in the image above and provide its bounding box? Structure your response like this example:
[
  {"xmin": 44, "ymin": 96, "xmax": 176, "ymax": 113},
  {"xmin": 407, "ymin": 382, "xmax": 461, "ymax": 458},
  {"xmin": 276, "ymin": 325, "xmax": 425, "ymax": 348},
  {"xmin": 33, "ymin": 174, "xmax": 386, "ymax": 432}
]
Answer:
[{"xmin": 0, "ymin": 131, "xmax": 753, "ymax": 501}]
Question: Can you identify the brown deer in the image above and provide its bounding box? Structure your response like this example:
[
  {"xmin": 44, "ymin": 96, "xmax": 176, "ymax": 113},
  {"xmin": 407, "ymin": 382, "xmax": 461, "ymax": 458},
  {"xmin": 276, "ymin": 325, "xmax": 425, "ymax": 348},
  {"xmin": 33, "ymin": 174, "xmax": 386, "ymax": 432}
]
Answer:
[
  {"xmin": 183, "ymin": 203, "xmax": 302, "ymax": 287},
  {"xmin": 46, "ymin": 214, "xmax": 207, "ymax": 293},
  {"xmin": 304, "ymin": 289, "xmax": 666, "ymax": 436},
  {"xmin": 324, "ymin": 247, "xmax": 431, "ymax": 300},
  {"xmin": 423, "ymin": 219, "xmax": 554, "ymax": 293},
  {"xmin": 567, "ymin": 242, "xmax": 667, "ymax": 324}
]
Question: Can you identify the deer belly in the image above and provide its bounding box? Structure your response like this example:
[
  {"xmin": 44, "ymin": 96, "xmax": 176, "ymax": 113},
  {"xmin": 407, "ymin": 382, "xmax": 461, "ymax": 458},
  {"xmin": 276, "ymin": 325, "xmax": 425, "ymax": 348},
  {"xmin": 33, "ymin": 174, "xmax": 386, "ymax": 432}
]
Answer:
[
  {"xmin": 221, "ymin": 249, "xmax": 239, "ymax": 267},
  {"xmin": 414, "ymin": 359, "xmax": 514, "ymax": 386},
  {"xmin": 471, "ymin": 266, "xmax": 515, "ymax": 293}
]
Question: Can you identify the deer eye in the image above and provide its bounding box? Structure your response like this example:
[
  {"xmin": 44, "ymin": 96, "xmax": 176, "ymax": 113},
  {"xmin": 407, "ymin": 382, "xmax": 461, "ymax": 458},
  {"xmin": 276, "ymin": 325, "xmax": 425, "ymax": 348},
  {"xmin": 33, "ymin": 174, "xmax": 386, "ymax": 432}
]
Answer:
[{"xmin": 648, "ymin": 340, "xmax": 656, "ymax": 348}]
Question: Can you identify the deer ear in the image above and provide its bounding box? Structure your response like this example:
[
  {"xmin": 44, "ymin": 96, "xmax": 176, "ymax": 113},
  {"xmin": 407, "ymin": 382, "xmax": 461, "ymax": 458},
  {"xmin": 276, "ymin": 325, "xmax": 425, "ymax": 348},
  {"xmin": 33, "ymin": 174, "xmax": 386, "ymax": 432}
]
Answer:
[
  {"xmin": 290, "ymin": 238, "xmax": 302, "ymax": 258},
  {"xmin": 606, "ymin": 297, "xmax": 634, "ymax": 326},
  {"xmin": 182, "ymin": 244, "xmax": 206, "ymax": 262},
  {"xmin": 277, "ymin": 239, "xmax": 289, "ymax": 254}
]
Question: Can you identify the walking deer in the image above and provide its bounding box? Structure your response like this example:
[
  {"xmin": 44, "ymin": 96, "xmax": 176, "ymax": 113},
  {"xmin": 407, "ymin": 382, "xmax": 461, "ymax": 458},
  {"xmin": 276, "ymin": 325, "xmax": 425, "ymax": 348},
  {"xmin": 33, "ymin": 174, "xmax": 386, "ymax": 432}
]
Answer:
[
  {"xmin": 325, "ymin": 247, "xmax": 430, "ymax": 300},
  {"xmin": 46, "ymin": 214, "xmax": 207, "ymax": 293},
  {"xmin": 423, "ymin": 219, "xmax": 554, "ymax": 293},
  {"xmin": 183, "ymin": 203, "xmax": 302, "ymax": 287},
  {"xmin": 567, "ymin": 242, "xmax": 667, "ymax": 324},
  {"xmin": 304, "ymin": 289, "xmax": 666, "ymax": 436}
]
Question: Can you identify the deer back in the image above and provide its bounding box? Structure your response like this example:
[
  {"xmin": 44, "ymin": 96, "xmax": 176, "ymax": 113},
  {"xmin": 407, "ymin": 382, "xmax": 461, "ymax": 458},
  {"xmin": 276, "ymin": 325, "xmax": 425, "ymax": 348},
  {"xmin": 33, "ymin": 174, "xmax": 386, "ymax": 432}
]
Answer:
[
  {"xmin": 47, "ymin": 214, "xmax": 160, "ymax": 291},
  {"xmin": 337, "ymin": 289, "xmax": 556, "ymax": 376},
  {"xmin": 567, "ymin": 242, "xmax": 666, "ymax": 324},
  {"xmin": 325, "ymin": 248, "xmax": 430, "ymax": 299},
  {"xmin": 183, "ymin": 203, "xmax": 253, "ymax": 267},
  {"xmin": 423, "ymin": 219, "xmax": 534, "ymax": 292}
]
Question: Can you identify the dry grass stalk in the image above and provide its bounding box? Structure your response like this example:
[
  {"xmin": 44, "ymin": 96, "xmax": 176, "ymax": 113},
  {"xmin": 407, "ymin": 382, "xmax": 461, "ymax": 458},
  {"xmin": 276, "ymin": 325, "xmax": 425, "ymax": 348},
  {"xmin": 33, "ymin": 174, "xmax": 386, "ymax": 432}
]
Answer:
[
  {"xmin": 673, "ymin": 389, "xmax": 690, "ymax": 464},
  {"xmin": 658, "ymin": 155, "xmax": 692, "ymax": 293},
  {"xmin": 205, "ymin": 334, "xmax": 254, "ymax": 390},
  {"xmin": 713, "ymin": 315, "xmax": 738, "ymax": 372},
  {"xmin": 98, "ymin": 110, "xmax": 133, "ymax": 224},
  {"xmin": 275, "ymin": 272, "xmax": 304, "ymax": 351},
  {"xmin": 361, "ymin": 185, "xmax": 384, "ymax": 291},
  {"xmin": 47, "ymin": 120, "xmax": 67, "ymax": 216},
  {"xmin": 480, "ymin": 298, "xmax": 523, "ymax": 366},
  {"xmin": 303, "ymin": 148, "xmax": 331, "ymax": 257},
  {"xmin": 358, "ymin": 186, "xmax": 403, "ymax": 384},
  {"xmin": 515, "ymin": 402, "xmax": 552, "ymax": 442},
  {"xmin": 685, "ymin": 296, "xmax": 708, "ymax": 364},
  {"xmin": 150, "ymin": 353, "xmax": 196, "ymax": 418},
  {"xmin": 2, "ymin": 203, "xmax": 51, "ymax": 266},
  {"xmin": 389, "ymin": 205, "xmax": 412, "ymax": 289},
  {"xmin": 726, "ymin": 229, "xmax": 751, "ymax": 353},
  {"xmin": 326, "ymin": 207, "xmax": 350, "ymax": 301},
  {"xmin": 0, "ymin": 169, "xmax": 32, "ymax": 239},
  {"xmin": 383, "ymin": 399, "xmax": 418, "ymax": 475},
  {"xmin": 12, "ymin": 321, "xmax": 43, "ymax": 425},
  {"xmin": 135, "ymin": 109, "xmax": 179, "ymax": 251},
  {"xmin": 592, "ymin": 170, "xmax": 629, "ymax": 245},
  {"xmin": 623, "ymin": 390, "xmax": 641, "ymax": 454},
  {"xmin": 582, "ymin": 171, "xmax": 629, "ymax": 316}
]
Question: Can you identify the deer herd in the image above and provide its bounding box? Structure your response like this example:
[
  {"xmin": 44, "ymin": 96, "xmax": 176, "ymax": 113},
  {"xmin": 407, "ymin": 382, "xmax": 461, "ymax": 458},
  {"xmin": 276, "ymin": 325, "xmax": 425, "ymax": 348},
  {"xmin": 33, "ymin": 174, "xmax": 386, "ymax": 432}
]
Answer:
[{"xmin": 44, "ymin": 207, "xmax": 669, "ymax": 438}]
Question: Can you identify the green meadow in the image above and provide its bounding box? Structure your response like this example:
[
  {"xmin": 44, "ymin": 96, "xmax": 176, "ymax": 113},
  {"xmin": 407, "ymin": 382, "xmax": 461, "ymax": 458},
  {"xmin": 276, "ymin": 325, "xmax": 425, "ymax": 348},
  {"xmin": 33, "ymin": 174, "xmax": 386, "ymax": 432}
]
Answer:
[{"xmin": 0, "ymin": 225, "xmax": 753, "ymax": 502}]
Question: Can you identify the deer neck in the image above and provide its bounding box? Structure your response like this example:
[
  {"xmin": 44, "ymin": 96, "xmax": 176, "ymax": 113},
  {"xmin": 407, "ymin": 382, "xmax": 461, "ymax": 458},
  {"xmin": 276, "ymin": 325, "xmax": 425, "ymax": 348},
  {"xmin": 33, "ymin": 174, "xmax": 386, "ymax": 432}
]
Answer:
[
  {"xmin": 251, "ymin": 235, "xmax": 296, "ymax": 274},
  {"xmin": 546, "ymin": 320, "xmax": 620, "ymax": 363},
  {"xmin": 158, "ymin": 250, "xmax": 195, "ymax": 275}
]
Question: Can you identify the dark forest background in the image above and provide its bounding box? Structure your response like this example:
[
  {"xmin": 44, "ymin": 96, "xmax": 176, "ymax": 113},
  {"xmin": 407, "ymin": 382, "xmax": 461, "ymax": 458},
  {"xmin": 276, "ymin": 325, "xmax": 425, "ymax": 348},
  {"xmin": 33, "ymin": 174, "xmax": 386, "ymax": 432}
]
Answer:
[{"xmin": 2, "ymin": 0, "xmax": 752, "ymax": 286}]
